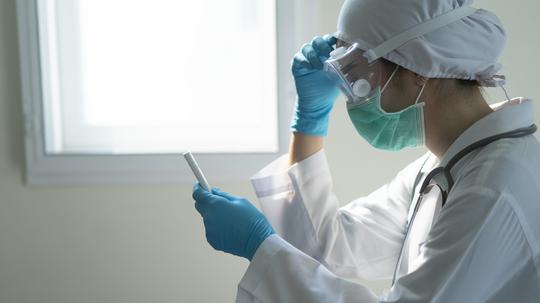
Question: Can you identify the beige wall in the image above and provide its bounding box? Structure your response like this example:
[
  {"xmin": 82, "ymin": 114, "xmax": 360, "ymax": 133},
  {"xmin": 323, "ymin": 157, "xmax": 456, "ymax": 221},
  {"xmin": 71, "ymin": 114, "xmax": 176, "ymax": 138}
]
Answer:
[{"xmin": 1, "ymin": 0, "xmax": 538, "ymax": 302}]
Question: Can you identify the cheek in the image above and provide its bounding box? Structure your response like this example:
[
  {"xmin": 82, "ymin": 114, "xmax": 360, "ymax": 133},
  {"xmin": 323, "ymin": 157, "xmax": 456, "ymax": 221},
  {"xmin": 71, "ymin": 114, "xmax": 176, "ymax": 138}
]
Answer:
[
  {"xmin": 380, "ymin": 71, "xmax": 422, "ymax": 113},
  {"xmin": 380, "ymin": 86, "xmax": 412, "ymax": 113}
]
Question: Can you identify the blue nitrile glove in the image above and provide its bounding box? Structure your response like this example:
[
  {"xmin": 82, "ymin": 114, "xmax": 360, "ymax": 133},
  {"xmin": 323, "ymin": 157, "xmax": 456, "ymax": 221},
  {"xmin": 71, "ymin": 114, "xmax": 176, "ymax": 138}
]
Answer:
[
  {"xmin": 291, "ymin": 35, "xmax": 341, "ymax": 136},
  {"xmin": 192, "ymin": 183, "xmax": 275, "ymax": 261}
]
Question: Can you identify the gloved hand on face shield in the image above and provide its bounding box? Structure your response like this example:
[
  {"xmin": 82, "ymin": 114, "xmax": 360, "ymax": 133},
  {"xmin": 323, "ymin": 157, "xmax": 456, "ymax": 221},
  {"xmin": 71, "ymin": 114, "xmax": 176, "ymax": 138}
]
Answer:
[
  {"xmin": 291, "ymin": 35, "xmax": 341, "ymax": 136},
  {"xmin": 192, "ymin": 183, "xmax": 275, "ymax": 261}
]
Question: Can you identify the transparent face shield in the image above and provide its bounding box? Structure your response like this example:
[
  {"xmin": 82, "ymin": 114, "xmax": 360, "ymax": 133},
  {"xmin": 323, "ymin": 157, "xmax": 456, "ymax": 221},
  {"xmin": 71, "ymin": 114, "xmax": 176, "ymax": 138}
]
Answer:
[{"xmin": 324, "ymin": 43, "xmax": 383, "ymax": 106}]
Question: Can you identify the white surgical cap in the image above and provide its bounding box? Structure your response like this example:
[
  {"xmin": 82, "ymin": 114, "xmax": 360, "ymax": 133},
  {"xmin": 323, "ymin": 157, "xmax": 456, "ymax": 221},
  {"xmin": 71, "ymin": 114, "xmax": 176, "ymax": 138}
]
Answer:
[{"xmin": 335, "ymin": 0, "xmax": 507, "ymax": 87}]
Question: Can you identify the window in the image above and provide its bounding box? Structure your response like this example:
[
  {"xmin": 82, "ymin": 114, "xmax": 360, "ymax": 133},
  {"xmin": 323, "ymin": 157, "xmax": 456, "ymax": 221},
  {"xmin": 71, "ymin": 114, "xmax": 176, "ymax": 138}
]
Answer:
[{"xmin": 17, "ymin": 0, "xmax": 318, "ymax": 183}]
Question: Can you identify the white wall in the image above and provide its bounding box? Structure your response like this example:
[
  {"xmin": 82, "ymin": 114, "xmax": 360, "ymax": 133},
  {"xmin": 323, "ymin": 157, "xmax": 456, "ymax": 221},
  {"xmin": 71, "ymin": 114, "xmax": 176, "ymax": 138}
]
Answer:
[{"xmin": 0, "ymin": 0, "xmax": 538, "ymax": 302}]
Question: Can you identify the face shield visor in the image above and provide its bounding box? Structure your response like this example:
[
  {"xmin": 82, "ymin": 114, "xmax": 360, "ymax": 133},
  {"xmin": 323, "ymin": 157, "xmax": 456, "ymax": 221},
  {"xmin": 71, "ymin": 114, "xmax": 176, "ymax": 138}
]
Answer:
[{"xmin": 324, "ymin": 43, "xmax": 383, "ymax": 107}]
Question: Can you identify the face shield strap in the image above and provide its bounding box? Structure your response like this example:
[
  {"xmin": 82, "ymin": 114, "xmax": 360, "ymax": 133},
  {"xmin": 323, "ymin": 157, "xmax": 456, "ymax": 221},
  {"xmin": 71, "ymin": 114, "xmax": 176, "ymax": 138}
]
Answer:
[
  {"xmin": 381, "ymin": 65, "xmax": 400, "ymax": 93},
  {"xmin": 364, "ymin": 6, "xmax": 478, "ymax": 63}
]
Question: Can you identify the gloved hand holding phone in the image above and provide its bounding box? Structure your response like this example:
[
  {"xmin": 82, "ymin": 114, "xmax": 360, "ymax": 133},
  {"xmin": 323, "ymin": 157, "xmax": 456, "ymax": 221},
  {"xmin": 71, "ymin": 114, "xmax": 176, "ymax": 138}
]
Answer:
[{"xmin": 192, "ymin": 183, "xmax": 275, "ymax": 261}]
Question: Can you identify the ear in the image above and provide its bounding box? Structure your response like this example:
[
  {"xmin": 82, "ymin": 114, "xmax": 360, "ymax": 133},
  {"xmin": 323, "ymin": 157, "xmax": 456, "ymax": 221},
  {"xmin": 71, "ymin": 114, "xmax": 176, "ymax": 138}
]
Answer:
[{"xmin": 415, "ymin": 73, "xmax": 429, "ymax": 86}]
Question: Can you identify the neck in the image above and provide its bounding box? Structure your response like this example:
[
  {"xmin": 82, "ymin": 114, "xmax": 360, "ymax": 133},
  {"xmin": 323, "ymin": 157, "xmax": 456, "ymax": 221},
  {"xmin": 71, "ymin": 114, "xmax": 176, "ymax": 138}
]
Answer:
[{"xmin": 425, "ymin": 91, "xmax": 493, "ymax": 159}]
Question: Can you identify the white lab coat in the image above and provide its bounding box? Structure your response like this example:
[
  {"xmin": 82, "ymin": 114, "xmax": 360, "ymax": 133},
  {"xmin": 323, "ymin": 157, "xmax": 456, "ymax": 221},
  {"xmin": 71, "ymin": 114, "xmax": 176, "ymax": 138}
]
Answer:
[{"xmin": 236, "ymin": 98, "xmax": 540, "ymax": 302}]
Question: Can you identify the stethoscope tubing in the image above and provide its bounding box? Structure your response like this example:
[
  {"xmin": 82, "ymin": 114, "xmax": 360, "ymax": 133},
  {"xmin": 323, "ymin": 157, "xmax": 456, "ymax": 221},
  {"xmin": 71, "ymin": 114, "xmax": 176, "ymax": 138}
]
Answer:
[{"xmin": 391, "ymin": 124, "xmax": 537, "ymax": 286}]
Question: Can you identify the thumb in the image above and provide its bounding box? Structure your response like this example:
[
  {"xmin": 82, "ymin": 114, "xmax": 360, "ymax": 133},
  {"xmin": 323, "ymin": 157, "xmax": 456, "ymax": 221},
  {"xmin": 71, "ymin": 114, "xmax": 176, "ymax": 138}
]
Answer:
[
  {"xmin": 323, "ymin": 34, "xmax": 337, "ymax": 47},
  {"xmin": 212, "ymin": 188, "xmax": 242, "ymax": 201}
]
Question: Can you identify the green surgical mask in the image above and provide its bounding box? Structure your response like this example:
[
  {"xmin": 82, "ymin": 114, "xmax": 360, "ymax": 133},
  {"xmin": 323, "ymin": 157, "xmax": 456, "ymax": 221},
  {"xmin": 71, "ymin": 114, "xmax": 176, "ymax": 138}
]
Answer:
[{"xmin": 346, "ymin": 66, "xmax": 426, "ymax": 151}]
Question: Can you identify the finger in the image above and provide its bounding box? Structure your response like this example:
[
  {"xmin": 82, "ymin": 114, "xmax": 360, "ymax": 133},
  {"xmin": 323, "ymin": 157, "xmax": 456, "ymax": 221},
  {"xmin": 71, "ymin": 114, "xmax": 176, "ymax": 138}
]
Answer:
[
  {"xmin": 212, "ymin": 188, "xmax": 242, "ymax": 201},
  {"xmin": 192, "ymin": 182, "xmax": 213, "ymax": 202},
  {"xmin": 312, "ymin": 36, "xmax": 334, "ymax": 58},
  {"xmin": 323, "ymin": 34, "xmax": 337, "ymax": 46},
  {"xmin": 193, "ymin": 182, "xmax": 205, "ymax": 193},
  {"xmin": 292, "ymin": 52, "xmax": 312, "ymax": 71},
  {"xmin": 194, "ymin": 200, "xmax": 206, "ymax": 216},
  {"xmin": 301, "ymin": 44, "xmax": 323, "ymax": 70}
]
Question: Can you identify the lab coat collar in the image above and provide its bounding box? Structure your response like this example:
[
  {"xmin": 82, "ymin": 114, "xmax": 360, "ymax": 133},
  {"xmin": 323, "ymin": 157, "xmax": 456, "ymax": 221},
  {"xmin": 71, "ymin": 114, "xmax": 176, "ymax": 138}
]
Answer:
[{"xmin": 439, "ymin": 97, "xmax": 535, "ymax": 167}]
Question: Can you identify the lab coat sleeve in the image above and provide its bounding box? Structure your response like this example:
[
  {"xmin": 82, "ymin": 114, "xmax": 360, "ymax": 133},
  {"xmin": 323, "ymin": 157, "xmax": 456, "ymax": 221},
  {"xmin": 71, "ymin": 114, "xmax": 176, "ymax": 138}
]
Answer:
[
  {"xmin": 236, "ymin": 234, "xmax": 380, "ymax": 303},
  {"xmin": 237, "ymin": 186, "xmax": 538, "ymax": 303},
  {"xmin": 250, "ymin": 149, "xmax": 430, "ymax": 280}
]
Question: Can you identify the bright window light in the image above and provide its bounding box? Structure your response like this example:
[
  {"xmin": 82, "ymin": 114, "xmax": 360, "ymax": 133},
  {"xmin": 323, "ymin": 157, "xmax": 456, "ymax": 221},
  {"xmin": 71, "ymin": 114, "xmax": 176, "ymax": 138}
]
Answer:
[{"xmin": 38, "ymin": 0, "xmax": 277, "ymax": 154}]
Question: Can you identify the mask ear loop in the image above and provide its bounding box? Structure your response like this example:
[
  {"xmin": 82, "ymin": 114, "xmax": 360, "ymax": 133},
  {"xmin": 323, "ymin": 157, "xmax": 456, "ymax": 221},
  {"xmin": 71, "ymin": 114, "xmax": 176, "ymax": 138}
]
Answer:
[
  {"xmin": 414, "ymin": 80, "xmax": 428, "ymax": 146},
  {"xmin": 381, "ymin": 64, "xmax": 400, "ymax": 94},
  {"xmin": 415, "ymin": 80, "xmax": 428, "ymax": 105}
]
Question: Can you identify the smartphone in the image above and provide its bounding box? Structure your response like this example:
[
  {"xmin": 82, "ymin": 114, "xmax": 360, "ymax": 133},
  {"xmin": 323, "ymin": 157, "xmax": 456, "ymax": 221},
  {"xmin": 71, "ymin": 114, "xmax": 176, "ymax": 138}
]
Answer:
[{"xmin": 183, "ymin": 151, "xmax": 212, "ymax": 191}]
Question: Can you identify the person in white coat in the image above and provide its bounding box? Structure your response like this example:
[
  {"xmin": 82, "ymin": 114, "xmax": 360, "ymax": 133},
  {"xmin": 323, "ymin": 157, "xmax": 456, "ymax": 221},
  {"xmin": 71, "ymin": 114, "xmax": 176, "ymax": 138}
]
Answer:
[{"xmin": 192, "ymin": 0, "xmax": 540, "ymax": 302}]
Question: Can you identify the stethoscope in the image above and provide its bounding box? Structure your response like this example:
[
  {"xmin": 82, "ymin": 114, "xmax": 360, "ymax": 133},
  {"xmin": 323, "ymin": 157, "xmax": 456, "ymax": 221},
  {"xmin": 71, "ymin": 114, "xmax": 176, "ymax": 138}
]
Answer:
[{"xmin": 391, "ymin": 124, "xmax": 538, "ymax": 286}]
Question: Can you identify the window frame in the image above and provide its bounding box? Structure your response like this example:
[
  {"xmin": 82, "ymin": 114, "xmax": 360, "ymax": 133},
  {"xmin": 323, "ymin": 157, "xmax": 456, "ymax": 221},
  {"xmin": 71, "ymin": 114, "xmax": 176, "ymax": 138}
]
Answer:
[{"xmin": 16, "ymin": 0, "xmax": 320, "ymax": 184}]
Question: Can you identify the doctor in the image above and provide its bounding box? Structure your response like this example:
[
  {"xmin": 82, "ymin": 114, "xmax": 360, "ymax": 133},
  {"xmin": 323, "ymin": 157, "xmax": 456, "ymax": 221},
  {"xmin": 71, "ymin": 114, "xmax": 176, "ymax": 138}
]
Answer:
[{"xmin": 192, "ymin": 0, "xmax": 540, "ymax": 302}]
